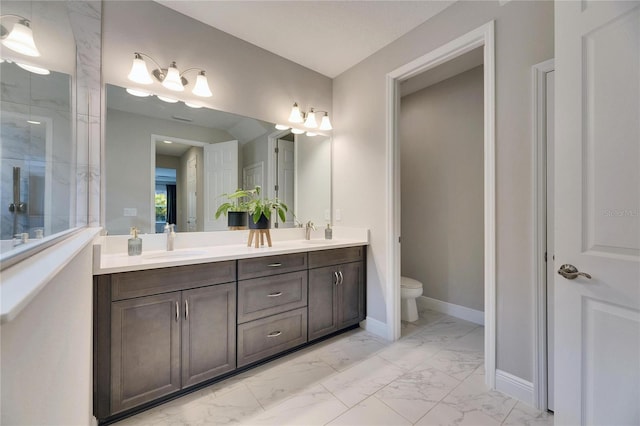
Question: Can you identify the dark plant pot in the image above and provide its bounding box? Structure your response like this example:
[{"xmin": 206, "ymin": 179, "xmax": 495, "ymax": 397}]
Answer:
[
  {"xmin": 227, "ymin": 211, "xmax": 248, "ymax": 228},
  {"xmin": 248, "ymin": 213, "xmax": 270, "ymax": 230}
]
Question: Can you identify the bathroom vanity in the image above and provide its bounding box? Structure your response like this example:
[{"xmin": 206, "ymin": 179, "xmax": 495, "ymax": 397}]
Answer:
[{"xmin": 93, "ymin": 236, "xmax": 366, "ymax": 423}]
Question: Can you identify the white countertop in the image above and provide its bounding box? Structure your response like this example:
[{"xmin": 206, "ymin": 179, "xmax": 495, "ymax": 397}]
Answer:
[{"xmin": 94, "ymin": 227, "xmax": 369, "ymax": 275}]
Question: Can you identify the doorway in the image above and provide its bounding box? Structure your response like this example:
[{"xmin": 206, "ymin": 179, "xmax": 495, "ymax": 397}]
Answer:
[{"xmin": 386, "ymin": 21, "xmax": 496, "ymax": 387}]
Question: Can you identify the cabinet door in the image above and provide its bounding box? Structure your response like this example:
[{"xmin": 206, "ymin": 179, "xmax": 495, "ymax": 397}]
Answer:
[
  {"xmin": 308, "ymin": 265, "xmax": 339, "ymax": 341},
  {"xmin": 337, "ymin": 262, "xmax": 365, "ymax": 329},
  {"xmin": 111, "ymin": 292, "xmax": 181, "ymax": 414},
  {"xmin": 182, "ymin": 283, "xmax": 236, "ymax": 388}
]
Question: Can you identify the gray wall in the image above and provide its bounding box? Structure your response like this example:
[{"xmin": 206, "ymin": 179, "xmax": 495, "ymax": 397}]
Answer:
[
  {"xmin": 102, "ymin": 0, "xmax": 332, "ymax": 127},
  {"xmin": 400, "ymin": 66, "xmax": 484, "ymax": 312},
  {"xmin": 105, "ymin": 108, "xmax": 233, "ymax": 234},
  {"xmin": 333, "ymin": 0, "xmax": 554, "ymax": 381}
]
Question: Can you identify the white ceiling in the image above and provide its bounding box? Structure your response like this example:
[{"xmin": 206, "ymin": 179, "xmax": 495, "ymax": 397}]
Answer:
[{"xmin": 155, "ymin": 1, "xmax": 456, "ymax": 78}]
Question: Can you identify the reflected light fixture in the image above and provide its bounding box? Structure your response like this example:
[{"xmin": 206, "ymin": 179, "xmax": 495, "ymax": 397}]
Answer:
[
  {"xmin": 15, "ymin": 62, "xmax": 49, "ymax": 75},
  {"xmin": 127, "ymin": 52, "xmax": 213, "ymax": 97},
  {"xmin": 163, "ymin": 140, "xmax": 173, "ymax": 144},
  {"xmin": 291, "ymin": 128, "xmax": 305, "ymax": 135},
  {"xmin": 306, "ymin": 132, "xmax": 317, "ymax": 137},
  {"xmin": 157, "ymin": 95, "xmax": 179, "ymax": 103},
  {"xmin": 126, "ymin": 88, "xmax": 152, "ymax": 97},
  {"xmin": 0, "ymin": 15, "xmax": 40, "ymax": 57},
  {"xmin": 275, "ymin": 124, "xmax": 290, "ymax": 130},
  {"xmin": 287, "ymin": 102, "xmax": 332, "ymax": 131},
  {"xmin": 184, "ymin": 101, "xmax": 203, "ymax": 109}
]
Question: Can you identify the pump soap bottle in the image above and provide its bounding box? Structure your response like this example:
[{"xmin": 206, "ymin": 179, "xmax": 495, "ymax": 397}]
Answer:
[
  {"xmin": 128, "ymin": 227, "xmax": 142, "ymax": 256},
  {"xmin": 325, "ymin": 223, "xmax": 332, "ymax": 240}
]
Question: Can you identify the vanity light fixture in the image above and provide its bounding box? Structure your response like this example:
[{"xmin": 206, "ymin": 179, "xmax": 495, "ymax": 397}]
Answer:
[
  {"xmin": 127, "ymin": 52, "xmax": 213, "ymax": 97},
  {"xmin": 287, "ymin": 102, "xmax": 333, "ymax": 131},
  {"xmin": 0, "ymin": 15, "xmax": 40, "ymax": 57}
]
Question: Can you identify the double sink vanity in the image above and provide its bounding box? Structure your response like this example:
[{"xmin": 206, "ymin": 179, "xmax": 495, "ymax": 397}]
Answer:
[{"xmin": 92, "ymin": 229, "xmax": 368, "ymax": 423}]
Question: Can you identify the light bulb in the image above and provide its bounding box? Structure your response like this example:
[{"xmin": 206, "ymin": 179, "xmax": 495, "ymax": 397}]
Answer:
[
  {"xmin": 291, "ymin": 128, "xmax": 305, "ymax": 134},
  {"xmin": 15, "ymin": 62, "xmax": 49, "ymax": 75},
  {"xmin": 304, "ymin": 109, "xmax": 318, "ymax": 128},
  {"xmin": 288, "ymin": 103, "xmax": 304, "ymax": 123},
  {"xmin": 127, "ymin": 53, "xmax": 153, "ymax": 84},
  {"xmin": 319, "ymin": 113, "xmax": 333, "ymax": 131},
  {"xmin": 157, "ymin": 95, "xmax": 178, "ymax": 103},
  {"xmin": 192, "ymin": 71, "xmax": 212, "ymax": 97},
  {"xmin": 162, "ymin": 62, "xmax": 184, "ymax": 92},
  {"xmin": 126, "ymin": 88, "xmax": 152, "ymax": 97},
  {"xmin": 2, "ymin": 20, "xmax": 40, "ymax": 57},
  {"xmin": 275, "ymin": 124, "xmax": 290, "ymax": 130}
]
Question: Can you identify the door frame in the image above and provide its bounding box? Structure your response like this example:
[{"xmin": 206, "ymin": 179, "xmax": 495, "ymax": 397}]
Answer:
[
  {"xmin": 385, "ymin": 21, "xmax": 496, "ymax": 388},
  {"xmin": 532, "ymin": 58, "xmax": 555, "ymax": 410},
  {"xmin": 150, "ymin": 134, "xmax": 206, "ymax": 234}
]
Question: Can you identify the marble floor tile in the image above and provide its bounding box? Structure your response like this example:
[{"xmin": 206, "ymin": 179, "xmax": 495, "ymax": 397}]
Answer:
[
  {"xmin": 244, "ymin": 356, "xmax": 336, "ymax": 408},
  {"xmin": 313, "ymin": 329, "xmax": 389, "ymax": 372},
  {"xmin": 414, "ymin": 401, "xmax": 501, "ymax": 426},
  {"xmin": 374, "ymin": 365, "xmax": 461, "ymax": 423},
  {"xmin": 442, "ymin": 372, "xmax": 517, "ymax": 423},
  {"xmin": 412, "ymin": 309, "xmax": 449, "ymax": 327},
  {"xmin": 326, "ymin": 396, "xmax": 411, "ymax": 426},
  {"xmin": 321, "ymin": 355, "xmax": 405, "ymax": 407},
  {"xmin": 417, "ymin": 348, "xmax": 484, "ymax": 381},
  {"xmin": 447, "ymin": 326, "xmax": 485, "ymax": 352},
  {"xmin": 503, "ymin": 401, "xmax": 554, "ymax": 426},
  {"xmin": 400, "ymin": 320, "xmax": 421, "ymax": 337},
  {"xmin": 376, "ymin": 333, "xmax": 445, "ymax": 371},
  {"xmin": 417, "ymin": 316, "xmax": 479, "ymax": 341},
  {"xmin": 240, "ymin": 384, "xmax": 348, "ymax": 426}
]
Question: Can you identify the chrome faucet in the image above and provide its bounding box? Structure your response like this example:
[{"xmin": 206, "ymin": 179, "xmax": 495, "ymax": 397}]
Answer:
[
  {"xmin": 305, "ymin": 221, "xmax": 316, "ymax": 240},
  {"xmin": 165, "ymin": 223, "xmax": 175, "ymax": 251}
]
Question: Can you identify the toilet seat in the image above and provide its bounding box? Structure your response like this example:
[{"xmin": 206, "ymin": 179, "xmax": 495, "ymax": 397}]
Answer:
[{"xmin": 401, "ymin": 276, "xmax": 422, "ymax": 290}]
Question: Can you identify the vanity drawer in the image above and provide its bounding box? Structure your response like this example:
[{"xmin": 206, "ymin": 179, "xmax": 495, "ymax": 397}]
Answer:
[
  {"xmin": 237, "ymin": 308, "xmax": 308, "ymax": 367},
  {"xmin": 308, "ymin": 246, "xmax": 365, "ymax": 269},
  {"xmin": 238, "ymin": 252, "xmax": 307, "ymax": 280},
  {"xmin": 111, "ymin": 261, "xmax": 236, "ymax": 301},
  {"xmin": 238, "ymin": 271, "xmax": 308, "ymax": 324}
]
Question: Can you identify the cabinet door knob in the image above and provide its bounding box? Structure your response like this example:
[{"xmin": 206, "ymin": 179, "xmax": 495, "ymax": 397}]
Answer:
[{"xmin": 267, "ymin": 331, "xmax": 282, "ymax": 338}]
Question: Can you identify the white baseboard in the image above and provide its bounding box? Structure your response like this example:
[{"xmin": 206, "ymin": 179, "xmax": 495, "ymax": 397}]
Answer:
[
  {"xmin": 416, "ymin": 296, "xmax": 485, "ymax": 325},
  {"xmin": 360, "ymin": 316, "xmax": 389, "ymax": 341},
  {"xmin": 495, "ymin": 369, "xmax": 534, "ymax": 405}
]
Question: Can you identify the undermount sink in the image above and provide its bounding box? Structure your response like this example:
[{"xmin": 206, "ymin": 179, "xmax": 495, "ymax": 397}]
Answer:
[{"xmin": 142, "ymin": 250, "xmax": 208, "ymax": 259}]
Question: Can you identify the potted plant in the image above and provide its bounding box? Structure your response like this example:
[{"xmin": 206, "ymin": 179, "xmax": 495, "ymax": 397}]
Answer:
[
  {"xmin": 214, "ymin": 188, "xmax": 251, "ymax": 229},
  {"xmin": 244, "ymin": 186, "xmax": 289, "ymax": 229}
]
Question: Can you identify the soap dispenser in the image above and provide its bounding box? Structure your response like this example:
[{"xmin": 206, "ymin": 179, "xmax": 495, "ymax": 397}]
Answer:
[
  {"xmin": 325, "ymin": 223, "xmax": 332, "ymax": 240},
  {"xmin": 128, "ymin": 227, "xmax": 142, "ymax": 256}
]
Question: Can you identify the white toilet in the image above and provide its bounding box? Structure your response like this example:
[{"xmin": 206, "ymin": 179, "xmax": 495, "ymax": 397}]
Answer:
[{"xmin": 401, "ymin": 276, "xmax": 424, "ymax": 322}]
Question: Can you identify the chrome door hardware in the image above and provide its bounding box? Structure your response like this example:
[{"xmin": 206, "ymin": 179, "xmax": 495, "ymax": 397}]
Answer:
[{"xmin": 558, "ymin": 264, "xmax": 592, "ymax": 280}]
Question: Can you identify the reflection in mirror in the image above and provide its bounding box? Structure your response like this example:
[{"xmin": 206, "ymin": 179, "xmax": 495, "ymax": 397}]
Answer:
[
  {"xmin": 105, "ymin": 84, "xmax": 331, "ymax": 235},
  {"xmin": 0, "ymin": 0, "xmax": 75, "ymax": 260}
]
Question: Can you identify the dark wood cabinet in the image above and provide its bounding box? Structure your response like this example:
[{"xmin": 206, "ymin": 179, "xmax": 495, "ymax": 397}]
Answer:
[
  {"xmin": 308, "ymin": 249, "xmax": 365, "ymax": 342},
  {"xmin": 95, "ymin": 246, "xmax": 365, "ymax": 423},
  {"xmin": 110, "ymin": 292, "xmax": 181, "ymax": 414}
]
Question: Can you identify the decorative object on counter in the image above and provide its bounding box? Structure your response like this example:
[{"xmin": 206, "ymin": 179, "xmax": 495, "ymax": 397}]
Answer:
[
  {"xmin": 0, "ymin": 14, "xmax": 40, "ymax": 57},
  {"xmin": 127, "ymin": 227, "xmax": 142, "ymax": 256},
  {"xmin": 325, "ymin": 223, "xmax": 332, "ymax": 240},
  {"xmin": 214, "ymin": 188, "xmax": 251, "ymax": 230},
  {"xmin": 245, "ymin": 186, "xmax": 288, "ymax": 248},
  {"xmin": 164, "ymin": 223, "xmax": 175, "ymax": 251},
  {"xmin": 274, "ymin": 102, "xmax": 333, "ymax": 136},
  {"xmin": 127, "ymin": 52, "xmax": 213, "ymax": 97}
]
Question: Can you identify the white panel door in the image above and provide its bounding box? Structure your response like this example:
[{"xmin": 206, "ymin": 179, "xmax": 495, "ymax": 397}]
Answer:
[
  {"xmin": 203, "ymin": 140, "xmax": 238, "ymax": 231},
  {"xmin": 186, "ymin": 156, "xmax": 197, "ymax": 232},
  {"xmin": 555, "ymin": 2, "xmax": 640, "ymax": 425},
  {"xmin": 277, "ymin": 139, "xmax": 295, "ymax": 228},
  {"xmin": 243, "ymin": 162, "xmax": 264, "ymax": 191}
]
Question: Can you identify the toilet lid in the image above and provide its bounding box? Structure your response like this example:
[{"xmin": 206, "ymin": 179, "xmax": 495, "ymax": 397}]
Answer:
[{"xmin": 401, "ymin": 276, "xmax": 422, "ymax": 289}]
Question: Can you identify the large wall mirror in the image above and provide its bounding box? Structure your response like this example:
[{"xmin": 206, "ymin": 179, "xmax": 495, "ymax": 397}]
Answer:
[
  {"xmin": 0, "ymin": 1, "xmax": 76, "ymax": 261},
  {"xmin": 105, "ymin": 84, "xmax": 331, "ymax": 235}
]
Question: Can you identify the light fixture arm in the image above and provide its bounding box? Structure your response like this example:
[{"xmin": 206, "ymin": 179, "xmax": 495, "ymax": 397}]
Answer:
[
  {"xmin": 179, "ymin": 67, "xmax": 206, "ymax": 77},
  {"xmin": 133, "ymin": 52, "xmax": 164, "ymax": 74}
]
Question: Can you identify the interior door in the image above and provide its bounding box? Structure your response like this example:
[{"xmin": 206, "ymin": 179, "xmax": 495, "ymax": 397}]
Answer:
[
  {"xmin": 203, "ymin": 140, "xmax": 238, "ymax": 231},
  {"xmin": 186, "ymin": 156, "xmax": 197, "ymax": 232},
  {"xmin": 555, "ymin": 2, "xmax": 640, "ymax": 425},
  {"xmin": 276, "ymin": 139, "xmax": 295, "ymax": 227}
]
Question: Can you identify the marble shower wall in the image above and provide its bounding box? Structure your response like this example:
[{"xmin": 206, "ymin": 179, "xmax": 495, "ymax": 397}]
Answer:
[{"xmin": 67, "ymin": 0, "xmax": 102, "ymax": 227}]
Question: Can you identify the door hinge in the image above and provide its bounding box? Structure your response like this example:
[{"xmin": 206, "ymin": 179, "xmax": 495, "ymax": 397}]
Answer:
[
  {"xmin": 275, "ymin": 184, "xmax": 279, "ymax": 191},
  {"xmin": 545, "ymin": 251, "xmax": 547, "ymax": 262},
  {"xmin": 275, "ymin": 147, "xmax": 279, "ymax": 154}
]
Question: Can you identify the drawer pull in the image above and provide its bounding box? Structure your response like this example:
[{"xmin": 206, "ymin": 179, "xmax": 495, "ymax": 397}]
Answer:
[
  {"xmin": 175, "ymin": 301, "xmax": 179, "ymax": 322},
  {"xmin": 267, "ymin": 263, "xmax": 283, "ymax": 267},
  {"xmin": 267, "ymin": 331, "xmax": 282, "ymax": 338},
  {"xmin": 267, "ymin": 292, "xmax": 283, "ymax": 297},
  {"xmin": 333, "ymin": 271, "xmax": 339, "ymax": 286},
  {"xmin": 338, "ymin": 271, "xmax": 344, "ymax": 285}
]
